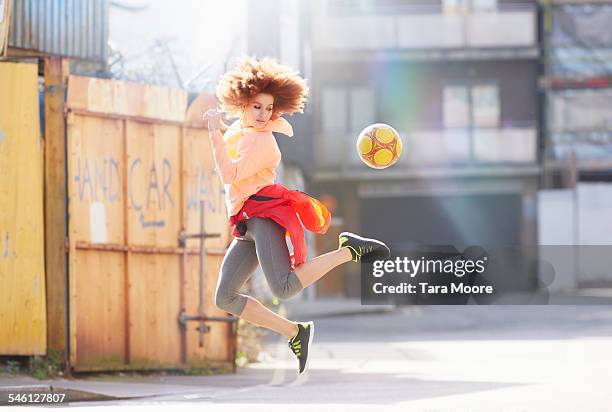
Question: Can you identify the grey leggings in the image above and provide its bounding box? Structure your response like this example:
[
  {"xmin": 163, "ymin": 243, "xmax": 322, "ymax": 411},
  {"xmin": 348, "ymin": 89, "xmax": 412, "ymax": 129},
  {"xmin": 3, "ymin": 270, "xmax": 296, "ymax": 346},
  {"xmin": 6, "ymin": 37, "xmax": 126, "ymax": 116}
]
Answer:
[{"xmin": 215, "ymin": 217, "xmax": 304, "ymax": 316}]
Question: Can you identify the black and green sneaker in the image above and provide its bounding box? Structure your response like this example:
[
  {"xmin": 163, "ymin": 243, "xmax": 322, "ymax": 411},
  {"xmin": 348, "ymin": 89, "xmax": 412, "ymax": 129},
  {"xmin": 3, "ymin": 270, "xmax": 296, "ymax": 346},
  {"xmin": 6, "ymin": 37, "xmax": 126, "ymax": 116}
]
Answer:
[
  {"xmin": 339, "ymin": 232, "xmax": 391, "ymax": 263},
  {"xmin": 288, "ymin": 321, "xmax": 314, "ymax": 375}
]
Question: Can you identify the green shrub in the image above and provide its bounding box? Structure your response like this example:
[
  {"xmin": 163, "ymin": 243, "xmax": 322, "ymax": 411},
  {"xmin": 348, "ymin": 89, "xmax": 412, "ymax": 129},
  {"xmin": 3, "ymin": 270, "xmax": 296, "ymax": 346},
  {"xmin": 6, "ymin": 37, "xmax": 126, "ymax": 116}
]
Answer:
[{"xmin": 29, "ymin": 349, "xmax": 63, "ymax": 380}]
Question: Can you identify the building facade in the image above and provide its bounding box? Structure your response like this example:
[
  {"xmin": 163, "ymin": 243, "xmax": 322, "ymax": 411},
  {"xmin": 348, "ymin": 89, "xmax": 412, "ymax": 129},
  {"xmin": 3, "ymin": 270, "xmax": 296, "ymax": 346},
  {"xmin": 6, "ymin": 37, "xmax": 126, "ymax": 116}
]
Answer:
[
  {"xmin": 306, "ymin": 0, "xmax": 541, "ymax": 297},
  {"xmin": 246, "ymin": 0, "xmax": 542, "ymax": 298},
  {"xmin": 542, "ymin": 0, "xmax": 612, "ymax": 186}
]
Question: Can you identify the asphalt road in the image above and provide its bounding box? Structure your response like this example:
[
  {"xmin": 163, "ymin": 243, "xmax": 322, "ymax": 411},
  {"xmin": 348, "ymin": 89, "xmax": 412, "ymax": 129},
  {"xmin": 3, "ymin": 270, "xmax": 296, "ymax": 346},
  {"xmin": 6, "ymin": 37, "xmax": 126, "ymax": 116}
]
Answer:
[{"xmin": 70, "ymin": 305, "xmax": 612, "ymax": 411}]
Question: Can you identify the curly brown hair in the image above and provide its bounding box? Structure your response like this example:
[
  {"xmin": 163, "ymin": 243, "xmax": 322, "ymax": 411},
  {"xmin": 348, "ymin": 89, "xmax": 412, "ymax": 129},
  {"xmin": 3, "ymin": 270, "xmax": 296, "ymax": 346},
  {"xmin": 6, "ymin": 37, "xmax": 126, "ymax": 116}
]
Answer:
[{"xmin": 216, "ymin": 56, "xmax": 309, "ymax": 119}]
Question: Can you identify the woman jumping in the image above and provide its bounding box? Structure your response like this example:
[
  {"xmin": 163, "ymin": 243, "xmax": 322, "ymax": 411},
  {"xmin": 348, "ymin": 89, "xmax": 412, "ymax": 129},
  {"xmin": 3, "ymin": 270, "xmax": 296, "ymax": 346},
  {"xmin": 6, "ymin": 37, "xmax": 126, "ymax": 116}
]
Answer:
[{"xmin": 203, "ymin": 57, "xmax": 390, "ymax": 375}]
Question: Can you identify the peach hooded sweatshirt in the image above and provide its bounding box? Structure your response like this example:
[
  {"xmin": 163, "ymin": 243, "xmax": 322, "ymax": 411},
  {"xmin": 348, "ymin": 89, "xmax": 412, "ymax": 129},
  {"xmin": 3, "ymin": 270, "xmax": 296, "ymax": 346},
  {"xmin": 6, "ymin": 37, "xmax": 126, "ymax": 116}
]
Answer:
[{"xmin": 208, "ymin": 117, "xmax": 294, "ymax": 217}]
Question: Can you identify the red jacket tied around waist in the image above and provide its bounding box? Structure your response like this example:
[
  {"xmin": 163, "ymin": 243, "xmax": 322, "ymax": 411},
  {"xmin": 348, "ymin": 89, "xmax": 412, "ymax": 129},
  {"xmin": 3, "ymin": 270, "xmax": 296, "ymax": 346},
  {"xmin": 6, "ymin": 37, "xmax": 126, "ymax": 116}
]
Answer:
[{"xmin": 229, "ymin": 184, "xmax": 331, "ymax": 269}]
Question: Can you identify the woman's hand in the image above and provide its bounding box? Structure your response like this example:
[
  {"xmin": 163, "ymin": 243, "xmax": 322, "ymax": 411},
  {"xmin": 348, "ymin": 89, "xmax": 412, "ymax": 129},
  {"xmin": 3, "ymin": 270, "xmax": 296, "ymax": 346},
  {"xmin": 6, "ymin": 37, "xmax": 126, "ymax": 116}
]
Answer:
[{"xmin": 202, "ymin": 108, "xmax": 223, "ymax": 132}]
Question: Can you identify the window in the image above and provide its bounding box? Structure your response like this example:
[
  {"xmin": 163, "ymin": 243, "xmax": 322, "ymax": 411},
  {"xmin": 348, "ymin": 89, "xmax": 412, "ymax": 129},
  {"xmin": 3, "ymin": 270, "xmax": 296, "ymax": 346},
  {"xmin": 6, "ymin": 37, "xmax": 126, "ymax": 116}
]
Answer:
[
  {"xmin": 472, "ymin": 84, "xmax": 500, "ymax": 127},
  {"xmin": 321, "ymin": 88, "xmax": 347, "ymax": 133},
  {"xmin": 320, "ymin": 88, "xmax": 347, "ymax": 166},
  {"xmin": 443, "ymin": 0, "xmax": 497, "ymax": 14},
  {"xmin": 443, "ymin": 83, "xmax": 499, "ymax": 128},
  {"xmin": 349, "ymin": 88, "xmax": 376, "ymax": 132},
  {"xmin": 471, "ymin": 0, "xmax": 497, "ymax": 12},
  {"xmin": 320, "ymin": 86, "xmax": 377, "ymax": 167},
  {"xmin": 279, "ymin": 0, "xmax": 301, "ymax": 71},
  {"xmin": 321, "ymin": 87, "xmax": 376, "ymax": 133},
  {"xmin": 443, "ymin": 0, "xmax": 465, "ymax": 14},
  {"xmin": 443, "ymin": 85, "xmax": 470, "ymax": 128}
]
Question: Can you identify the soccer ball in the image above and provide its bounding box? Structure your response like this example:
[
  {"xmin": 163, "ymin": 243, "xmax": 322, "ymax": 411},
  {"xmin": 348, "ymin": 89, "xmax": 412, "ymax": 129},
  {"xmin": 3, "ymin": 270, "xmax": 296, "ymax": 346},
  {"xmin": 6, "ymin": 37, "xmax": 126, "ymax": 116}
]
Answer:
[{"xmin": 356, "ymin": 123, "xmax": 403, "ymax": 169}]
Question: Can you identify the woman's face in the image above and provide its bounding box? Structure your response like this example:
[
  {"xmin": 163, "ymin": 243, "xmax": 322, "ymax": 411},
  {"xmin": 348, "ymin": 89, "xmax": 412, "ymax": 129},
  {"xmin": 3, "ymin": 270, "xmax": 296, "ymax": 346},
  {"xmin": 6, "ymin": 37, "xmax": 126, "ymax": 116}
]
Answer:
[{"xmin": 243, "ymin": 93, "xmax": 275, "ymax": 129}]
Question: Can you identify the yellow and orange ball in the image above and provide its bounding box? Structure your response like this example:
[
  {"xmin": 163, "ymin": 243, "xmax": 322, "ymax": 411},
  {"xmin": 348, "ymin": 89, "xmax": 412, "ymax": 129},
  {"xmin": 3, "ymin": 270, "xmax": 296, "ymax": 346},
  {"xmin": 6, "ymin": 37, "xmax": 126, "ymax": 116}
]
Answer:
[{"xmin": 356, "ymin": 123, "xmax": 403, "ymax": 169}]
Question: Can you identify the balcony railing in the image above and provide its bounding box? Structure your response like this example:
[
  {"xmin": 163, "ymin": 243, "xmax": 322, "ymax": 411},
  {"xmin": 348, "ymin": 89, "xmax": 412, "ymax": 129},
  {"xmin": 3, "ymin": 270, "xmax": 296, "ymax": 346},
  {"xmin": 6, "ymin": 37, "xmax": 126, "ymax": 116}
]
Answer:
[
  {"xmin": 312, "ymin": 3, "xmax": 537, "ymax": 52},
  {"xmin": 316, "ymin": 126, "xmax": 538, "ymax": 172}
]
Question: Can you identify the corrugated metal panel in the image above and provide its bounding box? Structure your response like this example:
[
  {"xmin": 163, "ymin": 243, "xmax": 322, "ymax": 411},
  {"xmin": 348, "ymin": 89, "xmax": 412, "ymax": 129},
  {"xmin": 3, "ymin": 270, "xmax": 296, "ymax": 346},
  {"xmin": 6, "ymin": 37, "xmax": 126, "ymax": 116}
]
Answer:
[
  {"xmin": 8, "ymin": 0, "xmax": 108, "ymax": 62},
  {"xmin": 0, "ymin": 0, "xmax": 11, "ymax": 55}
]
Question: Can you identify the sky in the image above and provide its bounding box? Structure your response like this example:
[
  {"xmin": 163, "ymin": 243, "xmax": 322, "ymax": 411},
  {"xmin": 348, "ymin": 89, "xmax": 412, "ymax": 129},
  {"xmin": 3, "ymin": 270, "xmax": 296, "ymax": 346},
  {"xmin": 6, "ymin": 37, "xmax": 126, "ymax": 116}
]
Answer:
[{"xmin": 108, "ymin": 0, "xmax": 247, "ymax": 92}]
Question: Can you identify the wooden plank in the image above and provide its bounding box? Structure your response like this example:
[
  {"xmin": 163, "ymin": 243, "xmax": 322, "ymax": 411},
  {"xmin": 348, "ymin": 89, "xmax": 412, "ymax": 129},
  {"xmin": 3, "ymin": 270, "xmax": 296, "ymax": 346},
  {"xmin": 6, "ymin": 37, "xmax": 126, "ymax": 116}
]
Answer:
[
  {"xmin": 4, "ymin": 47, "xmax": 47, "ymax": 59},
  {"xmin": 67, "ymin": 112, "xmax": 127, "ymax": 369},
  {"xmin": 178, "ymin": 126, "xmax": 186, "ymax": 364},
  {"xmin": 185, "ymin": 254, "xmax": 231, "ymax": 364},
  {"xmin": 187, "ymin": 94, "xmax": 224, "ymax": 240},
  {"xmin": 122, "ymin": 118, "xmax": 131, "ymax": 366},
  {"xmin": 68, "ymin": 215, "xmax": 78, "ymax": 368},
  {"xmin": 44, "ymin": 57, "xmax": 71, "ymax": 360},
  {"xmin": 183, "ymin": 127, "xmax": 230, "ymax": 251},
  {"xmin": 73, "ymin": 250, "xmax": 126, "ymax": 370},
  {"xmin": 184, "ymin": 95, "xmax": 233, "ymax": 366},
  {"xmin": 128, "ymin": 253, "xmax": 182, "ymax": 368},
  {"xmin": 65, "ymin": 108, "xmax": 206, "ymax": 128},
  {"xmin": 126, "ymin": 121, "xmax": 181, "ymax": 248},
  {"xmin": 66, "ymin": 75, "xmax": 187, "ymax": 122},
  {"xmin": 68, "ymin": 115, "xmax": 125, "ymax": 245},
  {"xmin": 66, "ymin": 112, "xmax": 77, "ymax": 368},
  {"xmin": 73, "ymin": 241, "xmax": 203, "ymax": 255},
  {"xmin": 0, "ymin": 62, "xmax": 47, "ymax": 355}
]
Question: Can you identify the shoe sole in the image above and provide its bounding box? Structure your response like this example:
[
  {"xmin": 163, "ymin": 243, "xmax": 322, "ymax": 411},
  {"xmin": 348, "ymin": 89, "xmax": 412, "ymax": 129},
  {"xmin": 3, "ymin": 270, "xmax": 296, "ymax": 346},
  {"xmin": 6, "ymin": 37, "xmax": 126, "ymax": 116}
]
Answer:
[
  {"xmin": 339, "ymin": 232, "xmax": 390, "ymax": 260},
  {"xmin": 300, "ymin": 321, "xmax": 315, "ymax": 375}
]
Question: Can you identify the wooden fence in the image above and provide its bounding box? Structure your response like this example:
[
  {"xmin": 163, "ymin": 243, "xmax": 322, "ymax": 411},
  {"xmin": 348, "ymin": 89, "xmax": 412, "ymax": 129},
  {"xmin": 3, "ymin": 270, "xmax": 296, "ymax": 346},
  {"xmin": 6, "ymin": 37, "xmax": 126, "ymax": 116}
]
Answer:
[
  {"xmin": 0, "ymin": 61, "xmax": 47, "ymax": 355},
  {"xmin": 64, "ymin": 75, "xmax": 232, "ymax": 371}
]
